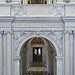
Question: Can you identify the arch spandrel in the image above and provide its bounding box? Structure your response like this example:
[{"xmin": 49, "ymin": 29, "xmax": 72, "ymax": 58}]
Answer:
[{"xmin": 14, "ymin": 33, "xmax": 62, "ymax": 57}]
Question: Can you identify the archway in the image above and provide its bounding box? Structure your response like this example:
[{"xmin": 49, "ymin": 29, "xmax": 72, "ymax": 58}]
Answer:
[
  {"xmin": 20, "ymin": 37, "xmax": 57, "ymax": 75},
  {"xmin": 13, "ymin": 34, "xmax": 63, "ymax": 75}
]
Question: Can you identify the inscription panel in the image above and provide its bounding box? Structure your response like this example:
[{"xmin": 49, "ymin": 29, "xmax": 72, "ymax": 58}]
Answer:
[{"xmin": 12, "ymin": 23, "xmax": 63, "ymax": 28}]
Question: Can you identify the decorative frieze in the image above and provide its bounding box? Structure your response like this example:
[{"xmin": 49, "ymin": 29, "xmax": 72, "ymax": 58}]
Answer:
[
  {"xmin": 11, "ymin": 5, "xmax": 64, "ymax": 16},
  {"xmin": 13, "ymin": 31, "xmax": 63, "ymax": 56},
  {"xmin": 12, "ymin": 23, "xmax": 63, "ymax": 28}
]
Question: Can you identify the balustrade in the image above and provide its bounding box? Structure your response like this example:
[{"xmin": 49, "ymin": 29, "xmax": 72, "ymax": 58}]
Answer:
[{"xmin": 23, "ymin": 73, "xmax": 54, "ymax": 75}]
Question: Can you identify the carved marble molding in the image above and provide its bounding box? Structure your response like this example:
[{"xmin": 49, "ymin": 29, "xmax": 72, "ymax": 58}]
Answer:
[
  {"xmin": 0, "ymin": 31, "xmax": 12, "ymax": 34},
  {"xmin": 63, "ymin": 30, "xmax": 74, "ymax": 34},
  {"xmin": 13, "ymin": 31, "xmax": 63, "ymax": 56},
  {"xmin": 11, "ymin": 5, "xmax": 64, "ymax": 16}
]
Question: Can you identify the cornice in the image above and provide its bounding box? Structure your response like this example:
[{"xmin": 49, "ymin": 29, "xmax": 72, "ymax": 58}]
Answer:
[
  {"xmin": 13, "ymin": 17, "xmax": 63, "ymax": 23},
  {"xmin": 62, "ymin": 16, "xmax": 75, "ymax": 22},
  {"xmin": 0, "ymin": 16, "xmax": 14, "ymax": 22}
]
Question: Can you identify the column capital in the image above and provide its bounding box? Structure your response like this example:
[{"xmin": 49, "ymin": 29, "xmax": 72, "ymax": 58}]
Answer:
[
  {"xmin": 63, "ymin": 30, "xmax": 74, "ymax": 34},
  {"xmin": 63, "ymin": 30, "xmax": 70, "ymax": 34},
  {"xmin": 2, "ymin": 31, "xmax": 12, "ymax": 34},
  {"xmin": 0, "ymin": 31, "xmax": 3, "ymax": 34},
  {"xmin": 7, "ymin": 31, "xmax": 12, "ymax": 34},
  {"xmin": 14, "ymin": 56, "xmax": 21, "ymax": 60},
  {"xmin": 73, "ymin": 30, "xmax": 75, "ymax": 34},
  {"xmin": 56, "ymin": 56, "xmax": 63, "ymax": 60}
]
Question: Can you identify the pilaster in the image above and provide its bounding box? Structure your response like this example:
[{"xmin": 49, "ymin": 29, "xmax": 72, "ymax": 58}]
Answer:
[
  {"xmin": 64, "ymin": 31, "xmax": 70, "ymax": 75},
  {"xmin": 56, "ymin": 56, "xmax": 63, "ymax": 75},
  {"xmin": 3, "ymin": 31, "xmax": 7, "ymax": 75},
  {"xmin": 0, "ymin": 32, "xmax": 3, "ymax": 75},
  {"xmin": 14, "ymin": 56, "xmax": 20, "ymax": 75},
  {"xmin": 70, "ymin": 31, "xmax": 74, "ymax": 75},
  {"xmin": 7, "ymin": 32, "xmax": 12, "ymax": 75},
  {"xmin": 73, "ymin": 31, "xmax": 75, "ymax": 75}
]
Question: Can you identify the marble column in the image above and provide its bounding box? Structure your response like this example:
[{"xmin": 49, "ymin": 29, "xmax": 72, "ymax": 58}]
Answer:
[
  {"xmin": 14, "ymin": 57, "xmax": 20, "ymax": 75},
  {"xmin": 46, "ymin": 47, "xmax": 49, "ymax": 73},
  {"xmin": 56, "ymin": 57, "xmax": 63, "ymax": 75},
  {"xmin": 70, "ymin": 32, "xmax": 74, "ymax": 75},
  {"xmin": 0, "ymin": 32, "xmax": 3, "ymax": 75},
  {"xmin": 74, "ymin": 32, "xmax": 75, "ymax": 75},
  {"xmin": 7, "ymin": 32, "xmax": 12, "ymax": 75},
  {"xmin": 64, "ymin": 31, "xmax": 70, "ymax": 75},
  {"xmin": 3, "ymin": 33, "xmax": 7, "ymax": 75},
  {"xmin": 46, "ymin": 47, "xmax": 50, "ymax": 73}
]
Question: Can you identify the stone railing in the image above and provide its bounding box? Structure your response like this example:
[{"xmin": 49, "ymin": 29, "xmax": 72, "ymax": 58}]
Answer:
[{"xmin": 28, "ymin": 67, "xmax": 47, "ymax": 72}]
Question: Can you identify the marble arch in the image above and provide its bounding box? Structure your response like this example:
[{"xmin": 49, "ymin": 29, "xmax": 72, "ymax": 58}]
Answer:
[
  {"xmin": 16, "ymin": 34, "xmax": 62, "ymax": 57},
  {"xmin": 13, "ymin": 33, "xmax": 63, "ymax": 75}
]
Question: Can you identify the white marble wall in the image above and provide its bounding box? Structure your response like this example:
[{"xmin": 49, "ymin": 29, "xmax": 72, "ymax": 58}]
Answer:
[{"xmin": 0, "ymin": 15, "xmax": 75, "ymax": 75}]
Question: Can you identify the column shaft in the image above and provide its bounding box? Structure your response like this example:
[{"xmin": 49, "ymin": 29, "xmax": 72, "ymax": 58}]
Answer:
[
  {"xmin": 14, "ymin": 58, "xmax": 20, "ymax": 75},
  {"xmin": 0, "ymin": 34, "xmax": 3, "ymax": 75},
  {"xmin": 70, "ymin": 33, "xmax": 74, "ymax": 75},
  {"xmin": 64, "ymin": 32, "xmax": 70, "ymax": 75},
  {"xmin": 56, "ymin": 57, "xmax": 63, "ymax": 75},
  {"xmin": 7, "ymin": 33, "xmax": 12, "ymax": 75},
  {"xmin": 74, "ymin": 33, "xmax": 75, "ymax": 75},
  {"xmin": 3, "ymin": 34, "xmax": 7, "ymax": 75}
]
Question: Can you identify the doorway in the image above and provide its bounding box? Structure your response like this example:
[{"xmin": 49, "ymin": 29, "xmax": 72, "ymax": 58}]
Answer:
[{"xmin": 33, "ymin": 47, "xmax": 42, "ymax": 62}]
